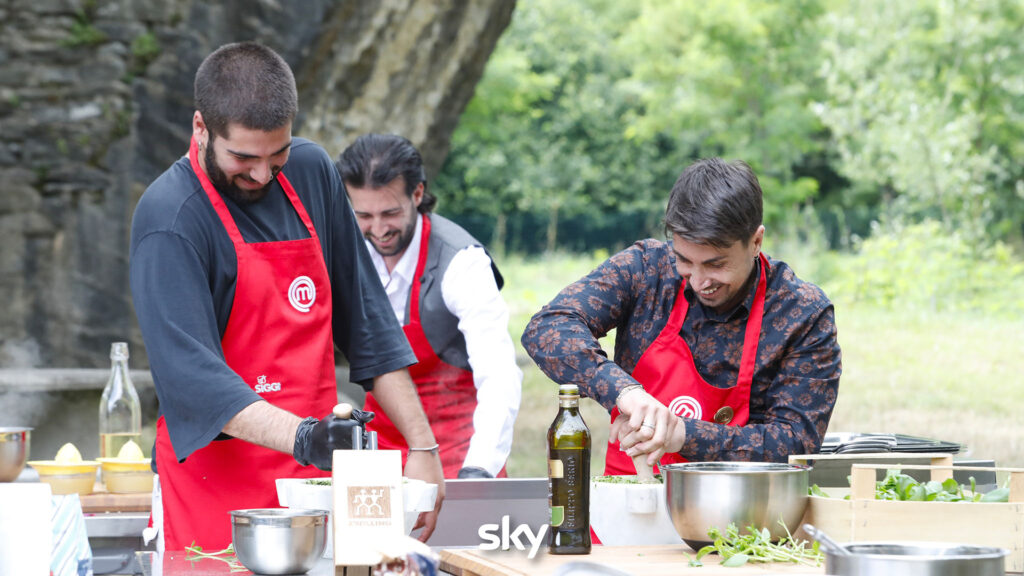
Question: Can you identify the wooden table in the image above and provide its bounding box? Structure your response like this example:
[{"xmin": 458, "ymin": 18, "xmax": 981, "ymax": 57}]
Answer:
[{"xmin": 440, "ymin": 545, "xmax": 825, "ymax": 575}]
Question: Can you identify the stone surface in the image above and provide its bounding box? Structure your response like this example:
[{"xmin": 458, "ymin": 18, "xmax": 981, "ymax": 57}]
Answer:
[{"xmin": 0, "ymin": 0, "xmax": 515, "ymax": 370}]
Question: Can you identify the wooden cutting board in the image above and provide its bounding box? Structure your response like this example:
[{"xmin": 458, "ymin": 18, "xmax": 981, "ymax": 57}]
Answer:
[
  {"xmin": 80, "ymin": 483, "xmax": 151, "ymax": 513},
  {"xmin": 439, "ymin": 545, "xmax": 825, "ymax": 576}
]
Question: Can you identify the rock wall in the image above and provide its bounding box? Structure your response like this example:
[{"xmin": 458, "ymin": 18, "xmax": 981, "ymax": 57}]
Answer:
[{"xmin": 0, "ymin": 0, "xmax": 515, "ymax": 369}]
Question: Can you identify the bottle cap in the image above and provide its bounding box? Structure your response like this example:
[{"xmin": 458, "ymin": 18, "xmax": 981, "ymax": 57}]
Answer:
[
  {"xmin": 110, "ymin": 342, "xmax": 129, "ymax": 361},
  {"xmin": 558, "ymin": 384, "xmax": 580, "ymax": 397}
]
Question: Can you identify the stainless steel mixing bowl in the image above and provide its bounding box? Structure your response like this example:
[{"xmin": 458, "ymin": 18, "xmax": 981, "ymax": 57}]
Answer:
[
  {"xmin": 230, "ymin": 508, "xmax": 328, "ymax": 575},
  {"xmin": 662, "ymin": 461, "xmax": 810, "ymax": 548},
  {"xmin": 0, "ymin": 427, "xmax": 31, "ymax": 482},
  {"xmin": 826, "ymin": 542, "xmax": 1008, "ymax": 576}
]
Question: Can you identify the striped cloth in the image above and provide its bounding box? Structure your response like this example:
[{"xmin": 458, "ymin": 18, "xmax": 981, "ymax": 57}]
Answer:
[{"xmin": 50, "ymin": 494, "xmax": 93, "ymax": 576}]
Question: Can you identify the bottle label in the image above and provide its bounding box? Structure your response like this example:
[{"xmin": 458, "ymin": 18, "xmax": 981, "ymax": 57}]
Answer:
[
  {"xmin": 550, "ymin": 505, "xmax": 565, "ymax": 527},
  {"xmin": 548, "ymin": 459, "xmax": 564, "ymax": 479}
]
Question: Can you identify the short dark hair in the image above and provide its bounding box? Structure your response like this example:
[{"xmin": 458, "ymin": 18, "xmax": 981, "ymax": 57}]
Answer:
[
  {"xmin": 194, "ymin": 42, "xmax": 298, "ymax": 139},
  {"xmin": 664, "ymin": 158, "xmax": 763, "ymax": 248},
  {"xmin": 337, "ymin": 134, "xmax": 437, "ymax": 214}
]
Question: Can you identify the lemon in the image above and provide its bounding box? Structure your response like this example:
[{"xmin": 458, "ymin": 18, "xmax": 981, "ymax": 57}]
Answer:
[
  {"xmin": 54, "ymin": 442, "xmax": 83, "ymax": 464},
  {"xmin": 116, "ymin": 439, "xmax": 145, "ymax": 460}
]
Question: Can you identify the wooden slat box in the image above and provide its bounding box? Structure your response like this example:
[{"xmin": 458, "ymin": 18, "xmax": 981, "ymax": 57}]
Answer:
[{"xmin": 789, "ymin": 454, "xmax": 1024, "ymax": 573}]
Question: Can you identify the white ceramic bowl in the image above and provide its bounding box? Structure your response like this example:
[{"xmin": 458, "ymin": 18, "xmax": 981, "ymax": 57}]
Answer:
[
  {"xmin": 275, "ymin": 477, "xmax": 437, "ymax": 557},
  {"xmin": 589, "ymin": 476, "xmax": 680, "ymax": 545}
]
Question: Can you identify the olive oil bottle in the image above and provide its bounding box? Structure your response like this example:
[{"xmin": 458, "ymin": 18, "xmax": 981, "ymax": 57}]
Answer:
[{"xmin": 547, "ymin": 384, "xmax": 591, "ymax": 554}]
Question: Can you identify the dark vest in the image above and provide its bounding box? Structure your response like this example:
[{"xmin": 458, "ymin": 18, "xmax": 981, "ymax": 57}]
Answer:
[{"xmin": 406, "ymin": 214, "xmax": 504, "ymax": 371}]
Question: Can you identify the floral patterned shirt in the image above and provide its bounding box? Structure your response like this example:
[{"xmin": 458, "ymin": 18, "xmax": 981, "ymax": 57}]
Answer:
[{"xmin": 521, "ymin": 239, "xmax": 841, "ymax": 462}]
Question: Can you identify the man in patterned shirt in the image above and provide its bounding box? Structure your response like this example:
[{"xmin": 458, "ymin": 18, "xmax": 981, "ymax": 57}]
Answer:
[{"xmin": 522, "ymin": 158, "xmax": 841, "ymax": 471}]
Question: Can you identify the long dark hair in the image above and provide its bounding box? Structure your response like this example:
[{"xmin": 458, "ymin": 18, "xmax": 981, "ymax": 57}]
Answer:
[{"xmin": 337, "ymin": 134, "xmax": 437, "ymax": 214}]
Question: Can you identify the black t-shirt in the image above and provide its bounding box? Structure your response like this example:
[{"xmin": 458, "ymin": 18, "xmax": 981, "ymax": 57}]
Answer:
[{"xmin": 129, "ymin": 138, "xmax": 415, "ymax": 461}]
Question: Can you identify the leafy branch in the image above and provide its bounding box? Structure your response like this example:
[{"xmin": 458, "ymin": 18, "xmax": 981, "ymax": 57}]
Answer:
[
  {"xmin": 685, "ymin": 520, "xmax": 823, "ymax": 568},
  {"xmin": 185, "ymin": 542, "xmax": 247, "ymax": 572}
]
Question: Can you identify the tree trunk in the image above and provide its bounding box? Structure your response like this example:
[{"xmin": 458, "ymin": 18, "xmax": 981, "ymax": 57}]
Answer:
[
  {"xmin": 546, "ymin": 203, "xmax": 559, "ymax": 254},
  {"xmin": 0, "ymin": 0, "xmax": 516, "ymax": 368},
  {"xmin": 491, "ymin": 212, "xmax": 508, "ymax": 259}
]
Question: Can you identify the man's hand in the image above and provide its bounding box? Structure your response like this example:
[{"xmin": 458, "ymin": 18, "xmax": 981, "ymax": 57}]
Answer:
[
  {"xmin": 612, "ymin": 388, "xmax": 685, "ymax": 466},
  {"xmin": 292, "ymin": 405, "xmax": 377, "ymax": 470},
  {"xmin": 404, "ymin": 450, "xmax": 445, "ymax": 542}
]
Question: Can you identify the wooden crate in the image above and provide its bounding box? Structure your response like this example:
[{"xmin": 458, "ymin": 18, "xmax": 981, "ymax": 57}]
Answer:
[{"xmin": 788, "ymin": 454, "xmax": 1024, "ymax": 573}]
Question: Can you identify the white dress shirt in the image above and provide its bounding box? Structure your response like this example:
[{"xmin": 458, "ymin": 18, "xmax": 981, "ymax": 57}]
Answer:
[{"xmin": 365, "ymin": 214, "xmax": 522, "ymax": 476}]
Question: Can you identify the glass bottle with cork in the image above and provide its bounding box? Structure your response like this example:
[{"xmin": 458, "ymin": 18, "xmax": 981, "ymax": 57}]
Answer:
[
  {"xmin": 547, "ymin": 383, "xmax": 591, "ymax": 554},
  {"xmin": 99, "ymin": 342, "xmax": 142, "ymax": 459}
]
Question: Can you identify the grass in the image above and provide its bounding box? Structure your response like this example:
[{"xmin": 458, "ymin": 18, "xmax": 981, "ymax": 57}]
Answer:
[{"xmin": 499, "ymin": 251, "xmax": 1024, "ymax": 478}]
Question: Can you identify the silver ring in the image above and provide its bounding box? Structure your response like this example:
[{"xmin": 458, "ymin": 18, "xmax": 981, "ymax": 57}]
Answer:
[{"xmin": 641, "ymin": 422, "xmax": 656, "ymax": 430}]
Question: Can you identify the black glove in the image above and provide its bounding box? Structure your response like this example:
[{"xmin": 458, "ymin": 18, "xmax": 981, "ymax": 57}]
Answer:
[
  {"xmin": 293, "ymin": 408, "xmax": 376, "ymax": 470},
  {"xmin": 457, "ymin": 466, "xmax": 493, "ymax": 479}
]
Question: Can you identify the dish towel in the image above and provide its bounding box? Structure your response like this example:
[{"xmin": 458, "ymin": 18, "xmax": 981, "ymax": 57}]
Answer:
[{"xmin": 50, "ymin": 493, "xmax": 93, "ymax": 576}]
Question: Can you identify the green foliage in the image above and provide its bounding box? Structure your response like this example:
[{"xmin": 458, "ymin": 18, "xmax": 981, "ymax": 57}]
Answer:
[
  {"xmin": 816, "ymin": 0, "xmax": 1024, "ymax": 244},
  {"xmin": 691, "ymin": 521, "xmax": 823, "ymax": 567},
  {"xmin": 62, "ymin": 12, "xmax": 107, "ymax": 48},
  {"xmin": 129, "ymin": 32, "xmax": 161, "ymax": 77},
  {"xmin": 439, "ymin": 0, "xmax": 1024, "ymax": 257},
  {"xmin": 823, "ymin": 220, "xmax": 1024, "ymax": 315}
]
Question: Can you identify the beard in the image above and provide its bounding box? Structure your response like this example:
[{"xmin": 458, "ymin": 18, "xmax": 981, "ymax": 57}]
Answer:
[
  {"xmin": 204, "ymin": 140, "xmax": 276, "ymax": 204},
  {"xmin": 372, "ymin": 213, "xmax": 419, "ymax": 258}
]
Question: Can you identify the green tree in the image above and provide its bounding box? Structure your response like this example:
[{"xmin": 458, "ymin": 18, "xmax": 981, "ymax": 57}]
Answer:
[
  {"xmin": 438, "ymin": 0, "xmax": 837, "ymax": 253},
  {"xmin": 816, "ymin": 0, "xmax": 1024, "ymax": 246}
]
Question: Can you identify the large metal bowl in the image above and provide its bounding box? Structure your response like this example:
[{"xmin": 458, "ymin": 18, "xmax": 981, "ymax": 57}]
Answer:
[
  {"xmin": 230, "ymin": 508, "xmax": 328, "ymax": 575},
  {"xmin": 826, "ymin": 542, "xmax": 1008, "ymax": 576},
  {"xmin": 662, "ymin": 461, "xmax": 810, "ymax": 548},
  {"xmin": 0, "ymin": 427, "xmax": 31, "ymax": 482}
]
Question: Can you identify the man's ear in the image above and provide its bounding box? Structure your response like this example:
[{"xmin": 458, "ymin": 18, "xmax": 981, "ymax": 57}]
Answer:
[
  {"xmin": 192, "ymin": 111, "xmax": 208, "ymax": 148},
  {"xmin": 751, "ymin": 225, "xmax": 765, "ymax": 254},
  {"xmin": 411, "ymin": 182, "xmax": 425, "ymax": 208}
]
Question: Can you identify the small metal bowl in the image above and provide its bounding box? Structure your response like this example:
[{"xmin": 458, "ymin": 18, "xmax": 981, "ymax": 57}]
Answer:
[
  {"xmin": 662, "ymin": 461, "xmax": 810, "ymax": 549},
  {"xmin": 0, "ymin": 427, "xmax": 31, "ymax": 482},
  {"xmin": 230, "ymin": 508, "xmax": 328, "ymax": 575},
  {"xmin": 826, "ymin": 542, "xmax": 1008, "ymax": 576}
]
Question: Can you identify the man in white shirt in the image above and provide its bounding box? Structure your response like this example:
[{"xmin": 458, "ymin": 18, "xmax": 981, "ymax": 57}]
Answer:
[{"xmin": 337, "ymin": 134, "xmax": 522, "ymax": 479}]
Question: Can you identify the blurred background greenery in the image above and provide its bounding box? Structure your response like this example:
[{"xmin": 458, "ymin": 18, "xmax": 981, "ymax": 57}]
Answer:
[{"xmin": 426, "ymin": 0, "xmax": 1024, "ymax": 474}]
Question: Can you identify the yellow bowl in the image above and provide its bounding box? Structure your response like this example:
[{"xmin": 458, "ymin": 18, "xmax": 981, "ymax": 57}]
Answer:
[
  {"xmin": 28, "ymin": 460, "xmax": 99, "ymax": 495},
  {"xmin": 97, "ymin": 458, "xmax": 153, "ymax": 493}
]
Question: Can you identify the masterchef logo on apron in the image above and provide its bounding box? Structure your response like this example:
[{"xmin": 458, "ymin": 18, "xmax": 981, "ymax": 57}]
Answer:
[
  {"xmin": 288, "ymin": 275, "xmax": 316, "ymax": 312},
  {"xmin": 668, "ymin": 395, "xmax": 703, "ymax": 420}
]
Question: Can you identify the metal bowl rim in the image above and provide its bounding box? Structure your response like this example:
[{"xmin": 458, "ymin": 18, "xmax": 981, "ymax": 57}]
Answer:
[
  {"xmin": 230, "ymin": 508, "xmax": 329, "ymax": 527},
  {"xmin": 662, "ymin": 462, "xmax": 811, "ymax": 474},
  {"xmin": 833, "ymin": 541, "xmax": 1010, "ymax": 561}
]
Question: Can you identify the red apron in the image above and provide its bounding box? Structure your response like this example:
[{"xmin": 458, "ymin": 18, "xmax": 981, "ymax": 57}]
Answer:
[
  {"xmin": 364, "ymin": 215, "xmax": 499, "ymax": 478},
  {"xmin": 154, "ymin": 138, "xmax": 336, "ymax": 550},
  {"xmin": 603, "ymin": 253, "xmax": 768, "ymax": 475}
]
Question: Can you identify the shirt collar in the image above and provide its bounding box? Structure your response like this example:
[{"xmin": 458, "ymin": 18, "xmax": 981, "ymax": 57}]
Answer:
[
  {"xmin": 682, "ymin": 254, "xmax": 764, "ymax": 322},
  {"xmin": 365, "ymin": 213, "xmax": 423, "ymax": 284}
]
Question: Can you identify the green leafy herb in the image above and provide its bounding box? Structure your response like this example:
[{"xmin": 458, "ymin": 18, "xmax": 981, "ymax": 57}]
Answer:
[
  {"xmin": 866, "ymin": 470, "xmax": 1009, "ymax": 503},
  {"xmin": 185, "ymin": 542, "xmax": 247, "ymax": 572},
  {"xmin": 809, "ymin": 483, "xmax": 831, "ymax": 498},
  {"xmin": 692, "ymin": 520, "xmax": 823, "ymax": 568}
]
